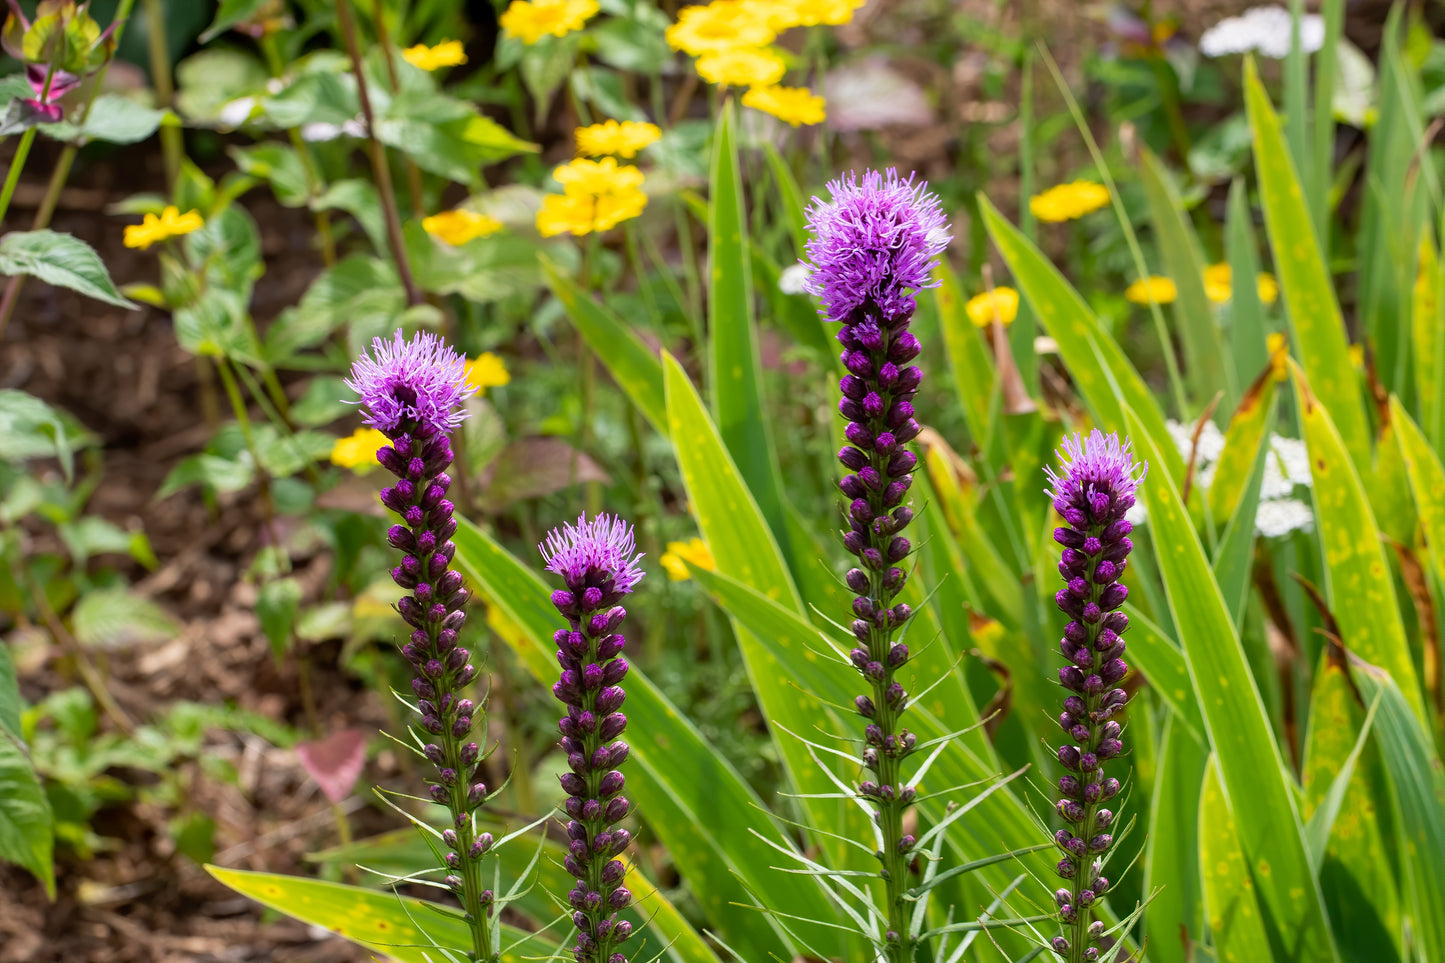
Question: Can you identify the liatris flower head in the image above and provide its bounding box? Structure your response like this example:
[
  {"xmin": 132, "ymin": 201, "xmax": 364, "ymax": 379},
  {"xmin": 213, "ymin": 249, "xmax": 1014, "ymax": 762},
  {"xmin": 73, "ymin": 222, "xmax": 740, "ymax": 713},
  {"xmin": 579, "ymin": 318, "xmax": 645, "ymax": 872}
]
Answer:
[
  {"xmin": 541, "ymin": 513, "xmax": 644, "ymax": 963},
  {"xmin": 803, "ymin": 168, "xmax": 950, "ymax": 324},
  {"xmin": 349, "ymin": 329, "xmax": 495, "ymax": 942},
  {"xmin": 1045, "ymin": 430, "xmax": 1144, "ymax": 963},
  {"xmin": 345, "ymin": 329, "xmax": 475, "ymax": 439}
]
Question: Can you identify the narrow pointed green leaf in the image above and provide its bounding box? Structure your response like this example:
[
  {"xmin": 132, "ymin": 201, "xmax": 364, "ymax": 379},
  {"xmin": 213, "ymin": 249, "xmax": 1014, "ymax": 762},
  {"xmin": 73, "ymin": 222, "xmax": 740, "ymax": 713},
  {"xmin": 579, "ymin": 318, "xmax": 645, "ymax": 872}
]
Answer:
[
  {"xmin": 1199, "ymin": 756, "xmax": 1272, "ymax": 962},
  {"xmin": 1245, "ymin": 58, "xmax": 1370, "ymax": 471},
  {"xmin": 1144, "ymin": 713, "xmax": 1207, "ymax": 963},
  {"xmin": 933, "ymin": 260, "xmax": 995, "ymax": 445},
  {"xmin": 1225, "ymin": 179, "xmax": 1268, "ymax": 388},
  {"xmin": 1413, "ymin": 228, "xmax": 1445, "ymax": 451},
  {"xmin": 1392, "ymin": 395, "xmax": 1445, "ymax": 588},
  {"xmin": 1292, "ymin": 366, "xmax": 1426, "ymax": 724},
  {"xmin": 1127, "ymin": 405, "xmax": 1339, "ymax": 962}
]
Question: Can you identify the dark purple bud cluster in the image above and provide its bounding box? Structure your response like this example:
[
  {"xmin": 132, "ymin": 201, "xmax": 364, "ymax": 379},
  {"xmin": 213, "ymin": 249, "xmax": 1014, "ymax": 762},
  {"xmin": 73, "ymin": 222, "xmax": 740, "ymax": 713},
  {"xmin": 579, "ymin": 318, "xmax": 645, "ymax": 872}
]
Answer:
[
  {"xmin": 541, "ymin": 514, "xmax": 645, "ymax": 963},
  {"xmin": 348, "ymin": 330, "xmax": 493, "ymax": 947},
  {"xmin": 1044, "ymin": 431, "xmax": 1144, "ymax": 963},
  {"xmin": 806, "ymin": 168, "xmax": 949, "ymax": 958}
]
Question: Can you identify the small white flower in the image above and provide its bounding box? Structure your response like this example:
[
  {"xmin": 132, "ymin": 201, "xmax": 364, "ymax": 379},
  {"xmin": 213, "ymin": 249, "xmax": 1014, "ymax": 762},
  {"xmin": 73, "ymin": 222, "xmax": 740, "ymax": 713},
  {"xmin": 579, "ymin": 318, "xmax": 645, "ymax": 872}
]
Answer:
[
  {"xmin": 1125, "ymin": 500, "xmax": 1149, "ymax": 528},
  {"xmin": 301, "ymin": 121, "xmax": 343, "ymax": 142},
  {"xmin": 1255, "ymin": 498, "xmax": 1314, "ymax": 538},
  {"xmin": 341, "ymin": 118, "xmax": 367, "ymax": 138},
  {"xmin": 779, "ymin": 263, "xmax": 813, "ymax": 296},
  {"xmin": 1166, "ymin": 418, "xmax": 1226, "ymax": 466},
  {"xmin": 218, "ymin": 97, "xmax": 257, "ymax": 128},
  {"xmin": 1200, "ymin": 6, "xmax": 1325, "ymax": 60},
  {"xmin": 1270, "ymin": 435, "xmax": 1312, "ymax": 486}
]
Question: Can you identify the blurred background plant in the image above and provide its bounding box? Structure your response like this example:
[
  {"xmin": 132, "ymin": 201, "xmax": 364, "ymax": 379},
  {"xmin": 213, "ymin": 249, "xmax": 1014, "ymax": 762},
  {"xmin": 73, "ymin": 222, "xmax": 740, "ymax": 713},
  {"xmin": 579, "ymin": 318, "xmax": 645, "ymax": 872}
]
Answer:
[{"xmin": 1, "ymin": 0, "xmax": 1444, "ymax": 961}]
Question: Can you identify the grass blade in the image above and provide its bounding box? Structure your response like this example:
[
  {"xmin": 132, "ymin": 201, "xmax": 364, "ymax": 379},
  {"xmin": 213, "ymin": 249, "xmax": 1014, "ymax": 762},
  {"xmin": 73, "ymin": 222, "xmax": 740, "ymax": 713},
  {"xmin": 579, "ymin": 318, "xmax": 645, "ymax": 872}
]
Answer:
[
  {"xmin": 1143, "ymin": 712, "xmax": 1207, "ymax": 963},
  {"xmin": 1198, "ymin": 756, "xmax": 1273, "ymax": 962}
]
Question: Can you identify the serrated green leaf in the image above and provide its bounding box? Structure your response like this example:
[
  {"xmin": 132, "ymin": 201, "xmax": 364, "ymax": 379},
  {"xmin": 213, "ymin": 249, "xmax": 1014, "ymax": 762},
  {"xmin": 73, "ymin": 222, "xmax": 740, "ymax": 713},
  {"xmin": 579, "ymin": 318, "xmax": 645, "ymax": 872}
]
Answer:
[
  {"xmin": 206, "ymin": 866, "xmax": 552, "ymax": 960},
  {"xmin": 1245, "ymin": 58, "xmax": 1370, "ymax": 472},
  {"xmin": 0, "ymin": 736, "xmax": 52, "ymax": 898},
  {"xmin": 258, "ymin": 71, "xmax": 358, "ymax": 129},
  {"xmin": 1199, "ymin": 755, "xmax": 1271, "ymax": 962},
  {"xmin": 157, "ymin": 452, "xmax": 255, "ymax": 499},
  {"xmin": 42, "ymin": 94, "xmax": 171, "ymax": 145},
  {"xmin": 1292, "ymin": 365, "xmax": 1426, "ymax": 724},
  {"xmin": 0, "ymin": 643, "xmax": 19, "ymax": 744},
  {"xmin": 257, "ymin": 578, "xmax": 301, "ymax": 660},
  {"xmin": 228, "ymin": 143, "xmax": 311, "ymax": 208},
  {"xmin": 71, "ymin": 589, "xmax": 178, "ymax": 648},
  {"xmin": 1128, "ymin": 405, "xmax": 1339, "ymax": 962},
  {"xmin": 0, "ymin": 230, "xmax": 135, "ymax": 309},
  {"xmin": 312, "ymin": 179, "xmax": 387, "ymax": 254}
]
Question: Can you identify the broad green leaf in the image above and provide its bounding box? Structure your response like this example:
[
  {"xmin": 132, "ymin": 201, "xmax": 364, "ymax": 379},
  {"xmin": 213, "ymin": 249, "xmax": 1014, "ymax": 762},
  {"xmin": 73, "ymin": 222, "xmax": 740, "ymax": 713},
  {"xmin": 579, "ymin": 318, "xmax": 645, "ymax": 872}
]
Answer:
[
  {"xmin": 707, "ymin": 102, "xmax": 788, "ymax": 549},
  {"xmin": 258, "ymin": 71, "xmax": 358, "ymax": 129},
  {"xmin": 1120, "ymin": 605, "xmax": 1205, "ymax": 745},
  {"xmin": 229, "ymin": 143, "xmax": 310, "ymax": 207},
  {"xmin": 1415, "ymin": 230, "xmax": 1444, "ymax": 451},
  {"xmin": 1292, "ymin": 366, "xmax": 1426, "ymax": 724},
  {"xmin": 0, "ymin": 389, "xmax": 83, "ymax": 474},
  {"xmin": 267, "ymin": 255, "xmax": 404, "ymax": 365},
  {"xmin": 450, "ymin": 519, "xmax": 827, "ymax": 959},
  {"xmin": 1245, "ymin": 58, "xmax": 1370, "ymax": 471},
  {"xmin": 1302, "ymin": 657, "xmax": 1401, "ymax": 963},
  {"xmin": 979, "ymin": 196, "xmax": 1185, "ymax": 485},
  {"xmin": 1199, "ymin": 756, "xmax": 1271, "ymax": 963},
  {"xmin": 313, "ymin": 179, "xmax": 387, "ymax": 254},
  {"xmin": 257, "ymin": 578, "xmax": 302, "ymax": 660},
  {"xmin": 43, "ymin": 94, "xmax": 171, "ymax": 145},
  {"xmin": 1143, "ymin": 713, "xmax": 1207, "ymax": 963},
  {"xmin": 1347, "ymin": 655, "xmax": 1445, "ymax": 963},
  {"xmin": 200, "ymin": 0, "xmax": 274, "ymax": 42},
  {"xmin": 0, "ymin": 642, "xmax": 19, "ymax": 742},
  {"xmin": 1392, "ymin": 397, "xmax": 1445, "ymax": 587},
  {"xmin": 1128, "ymin": 406, "xmax": 1338, "ymax": 962},
  {"xmin": 174, "ymin": 48, "xmax": 269, "ymax": 124},
  {"xmin": 70, "ymin": 589, "xmax": 178, "ymax": 648},
  {"xmin": 0, "ymin": 230, "xmax": 135, "ymax": 309},
  {"xmin": 0, "ymin": 736, "xmax": 53, "ymax": 898},
  {"xmin": 1225, "ymin": 178, "xmax": 1268, "ymax": 388},
  {"xmin": 933, "ymin": 260, "xmax": 995, "ymax": 446},
  {"xmin": 1140, "ymin": 148, "xmax": 1233, "ymax": 408},
  {"xmin": 542, "ymin": 254, "xmax": 665, "ymax": 433},
  {"xmin": 375, "ymin": 110, "xmax": 536, "ymax": 185},
  {"xmin": 207, "ymin": 866, "xmax": 551, "ymax": 960}
]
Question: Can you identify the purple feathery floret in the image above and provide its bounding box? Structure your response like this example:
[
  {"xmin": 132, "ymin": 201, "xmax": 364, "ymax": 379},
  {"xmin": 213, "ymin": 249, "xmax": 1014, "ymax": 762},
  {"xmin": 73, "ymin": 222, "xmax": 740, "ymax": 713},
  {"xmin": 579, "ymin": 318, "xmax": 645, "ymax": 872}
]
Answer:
[
  {"xmin": 346, "ymin": 329, "xmax": 476, "ymax": 438},
  {"xmin": 540, "ymin": 513, "xmax": 645, "ymax": 596},
  {"xmin": 1044, "ymin": 430, "xmax": 1147, "ymax": 527},
  {"xmin": 803, "ymin": 168, "xmax": 951, "ymax": 325}
]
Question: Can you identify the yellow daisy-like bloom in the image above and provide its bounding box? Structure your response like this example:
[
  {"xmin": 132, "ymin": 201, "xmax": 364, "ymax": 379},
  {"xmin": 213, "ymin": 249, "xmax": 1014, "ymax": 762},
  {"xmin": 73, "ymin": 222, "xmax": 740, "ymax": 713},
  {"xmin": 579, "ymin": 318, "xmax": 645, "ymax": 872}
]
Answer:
[
  {"xmin": 123, "ymin": 206, "xmax": 204, "ymax": 251},
  {"xmin": 659, "ymin": 538, "xmax": 715, "ymax": 581},
  {"xmin": 500, "ymin": 0, "xmax": 599, "ymax": 45},
  {"xmin": 1203, "ymin": 263, "xmax": 1280, "ymax": 305},
  {"xmin": 330, "ymin": 427, "xmax": 390, "ymax": 472},
  {"xmin": 1124, "ymin": 276, "xmax": 1177, "ymax": 306},
  {"xmin": 741, "ymin": 85, "xmax": 825, "ymax": 126},
  {"xmin": 1028, "ymin": 181, "xmax": 1110, "ymax": 223},
  {"xmin": 1266, "ymin": 331, "xmax": 1289, "ymax": 381},
  {"xmin": 552, "ymin": 156, "xmax": 645, "ymax": 195},
  {"xmin": 666, "ymin": 2, "xmax": 776, "ymax": 56},
  {"xmin": 464, "ymin": 353, "xmax": 511, "ymax": 394},
  {"xmin": 695, "ymin": 45, "xmax": 786, "ymax": 87},
  {"xmin": 422, "ymin": 209, "xmax": 503, "ymax": 246},
  {"xmin": 774, "ymin": 0, "xmax": 866, "ymax": 26},
  {"xmin": 402, "ymin": 39, "xmax": 468, "ymax": 71},
  {"xmin": 575, "ymin": 119, "xmax": 661, "ymax": 159},
  {"xmin": 965, "ymin": 286, "xmax": 1020, "ymax": 328},
  {"xmin": 536, "ymin": 190, "xmax": 648, "ymax": 237}
]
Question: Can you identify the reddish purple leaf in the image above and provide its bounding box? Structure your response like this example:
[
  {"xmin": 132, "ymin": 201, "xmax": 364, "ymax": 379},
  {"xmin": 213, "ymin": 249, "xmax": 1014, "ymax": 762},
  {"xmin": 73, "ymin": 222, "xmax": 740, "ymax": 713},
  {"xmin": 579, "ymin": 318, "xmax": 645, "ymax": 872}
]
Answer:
[{"xmin": 296, "ymin": 728, "xmax": 367, "ymax": 804}]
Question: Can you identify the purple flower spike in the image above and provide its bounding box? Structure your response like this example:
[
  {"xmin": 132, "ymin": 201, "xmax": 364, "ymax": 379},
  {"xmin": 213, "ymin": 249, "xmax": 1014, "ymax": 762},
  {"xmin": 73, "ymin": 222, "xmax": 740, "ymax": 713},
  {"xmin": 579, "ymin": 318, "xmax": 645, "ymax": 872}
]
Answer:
[
  {"xmin": 355, "ymin": 330, "xmax": 494, "ymax": 949},
  {"xmin": 542, "ymin": 513, "xmax": 644, "ymax": 963},
  {"xmin": 346, "ymin": 329, "xmax": 475, "ymax": 439},
  {"xmin": 540, "ymin": 513, "xmax": 645, "ymax": 596},
  {"xmin": 803, "ymin": 168, "xmax": 950, "ymax": 325},
  {"xmin": 1047, "ymin": 430, "xmax": 1144, "ymax": 963}
]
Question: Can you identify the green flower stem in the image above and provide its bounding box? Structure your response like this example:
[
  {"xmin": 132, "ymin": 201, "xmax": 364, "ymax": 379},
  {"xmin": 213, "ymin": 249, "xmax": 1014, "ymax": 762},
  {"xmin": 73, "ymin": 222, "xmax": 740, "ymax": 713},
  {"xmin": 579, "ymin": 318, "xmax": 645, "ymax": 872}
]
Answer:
[
  {"xmin": 0, "ymin": 127, "xmax": 38, "ymax": 230},
  {"xmin": 141, "ymin": 0, "xmax": 183, "ymax": 187},
  {"xmin": 369, "ymin": 0, "xmax": 425, "ymax": 217}
]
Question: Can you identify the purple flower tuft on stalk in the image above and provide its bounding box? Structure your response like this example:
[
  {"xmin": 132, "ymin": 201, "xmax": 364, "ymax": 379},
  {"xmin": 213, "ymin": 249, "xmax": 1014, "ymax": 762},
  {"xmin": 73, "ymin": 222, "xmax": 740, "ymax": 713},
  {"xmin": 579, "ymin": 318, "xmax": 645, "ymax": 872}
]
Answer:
[
  {"xmin": 349, "ymin": 329, "xmax": 494, "ymax": 955},
  {"xmin": 803, "ymin": 168, "xmax": 950, "ymax": 325},
  {"xmin": 540, "ymin": 513, "xmax": 643, "ymax": 963},
  {"xmin": 809, "ymin": 168, "xmax": 946, "ymax": 961},
  {"xmin": 1045, "ymin": 430, "xmax": 1145, "ymax": 963}
]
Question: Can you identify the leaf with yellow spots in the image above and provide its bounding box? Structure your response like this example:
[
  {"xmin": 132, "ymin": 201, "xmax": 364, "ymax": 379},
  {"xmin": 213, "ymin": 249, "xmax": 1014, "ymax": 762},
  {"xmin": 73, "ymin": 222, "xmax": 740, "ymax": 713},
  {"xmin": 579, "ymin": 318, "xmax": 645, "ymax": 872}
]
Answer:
[
  {"xmin": 1144, "ymin": 714, "xmax": 1208, "ymax": 963},
  {"xmin": 1128, "ymin": 405, "xmax": 1340, "ymax": 963},
  {"xmin": 205, "ymin": 866, "xmax": 552, "ymax": 961},
  {"xmin": 1292, "ymin": 362, "xmax": 1427, "ymax": 724},
  {"xmin": 1415, "ymin": 230, "xmax": 1445, "ymax": 451},
  {"xmin": 932, "ymin": 259, "xmax": 995, "ymax": 444},
  {"xmin": 1199, "ymin": 756, "xmax": 1272, "ymax": 962}
]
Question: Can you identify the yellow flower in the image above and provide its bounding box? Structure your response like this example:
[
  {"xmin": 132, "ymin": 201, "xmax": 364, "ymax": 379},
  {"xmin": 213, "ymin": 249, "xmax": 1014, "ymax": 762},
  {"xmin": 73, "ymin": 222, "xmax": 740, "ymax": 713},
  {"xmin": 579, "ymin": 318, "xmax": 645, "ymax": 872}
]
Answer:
[
  {"xmin": 1267, "ymin": 331, "xmax": 1289, "ymax": 381},
  {"xmin": 123, "ymin": 206, "xmax": 204, "ymax": 250},
  {"xmin": 666, "ymin": 2, "xmax": 775, "ymax": 56},
  {"xmin": 741, "ymin": 85, "xmax": 825, "ymax": 126},
  {"xmin": 537, "ymin": 190, "xmax": 648, "ymax": 237},
  {"xmin": 552, "ymin": 156, "xmax": 645, "ymax": 195},
  {"xmin": 1124, "ymin": 276, "xmax": 1177, "ymax": 305},
  {"xmin": 330, "ymin": 427, "xmax": 389, "ymax": 472},
  {"xmin": 773, "ymin": 0, "xmax": 866, "ymax": 26},
  {"xmin": 575, "ymin": 119, "xmax": 661, "ymax": 159},
  {"xmin": 401, "ymin": 39, "xmax": 468, "ymax": 71},
  {"xmin": 1028, "ymin": 181, "xmax": 1110, "ymax": 223},
  {"xmin": 500, "ymin": 0, "xmax": 599, "ymax": 45},
  {"xmin": 422, "ymin": 209, "xmax": 503, "ymax": 245},
  {"xmin": 659, "ymin": 538, "xmax": 715, "ymax": 581},
  {"xmin": 1203, "ymin": 263, "xmax": 1280, "ymax": 305},
  {"xmin": 695, "ymin": 46, "xmax": 786, "ymax": 87},
  {"xmin": 464, "ymin": 353, "xmax": 510, "ymax": 394},
  {"xmin": 964, "ymin": 286, "xmax": 1019, "ymax": 327}
]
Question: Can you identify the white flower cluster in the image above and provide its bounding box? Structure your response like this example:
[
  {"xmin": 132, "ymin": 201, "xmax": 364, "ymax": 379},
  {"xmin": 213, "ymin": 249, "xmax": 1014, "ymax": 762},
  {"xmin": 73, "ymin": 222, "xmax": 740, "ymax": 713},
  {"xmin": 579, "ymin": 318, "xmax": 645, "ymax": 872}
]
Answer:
[
  {"xmin": 1199, "ymin": 5, "xmax": 1325, "ymax": 60},
  {"xmin": 1127, "ymin": 419, "xmax": 1314, "ymax": 537}
]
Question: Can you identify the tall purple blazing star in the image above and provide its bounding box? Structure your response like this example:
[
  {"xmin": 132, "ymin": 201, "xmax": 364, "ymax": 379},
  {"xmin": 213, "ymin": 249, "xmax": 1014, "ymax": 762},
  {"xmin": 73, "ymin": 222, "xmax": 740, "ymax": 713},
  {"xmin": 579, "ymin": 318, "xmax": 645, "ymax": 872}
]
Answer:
[
  {"xmin": 1045, "ymin": 430, "xmax": 1145, "ymax": 963},
  {"xmin": 347, "ymin": 330, "xmax": 494, "ymax": 958},
  {"xmin": 806, "ymin": 168, "xmax": 949, "ymax": 962},
  {"xmin": 540, "ymin": 514, "xmax": 644, "ymax": 963}
]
